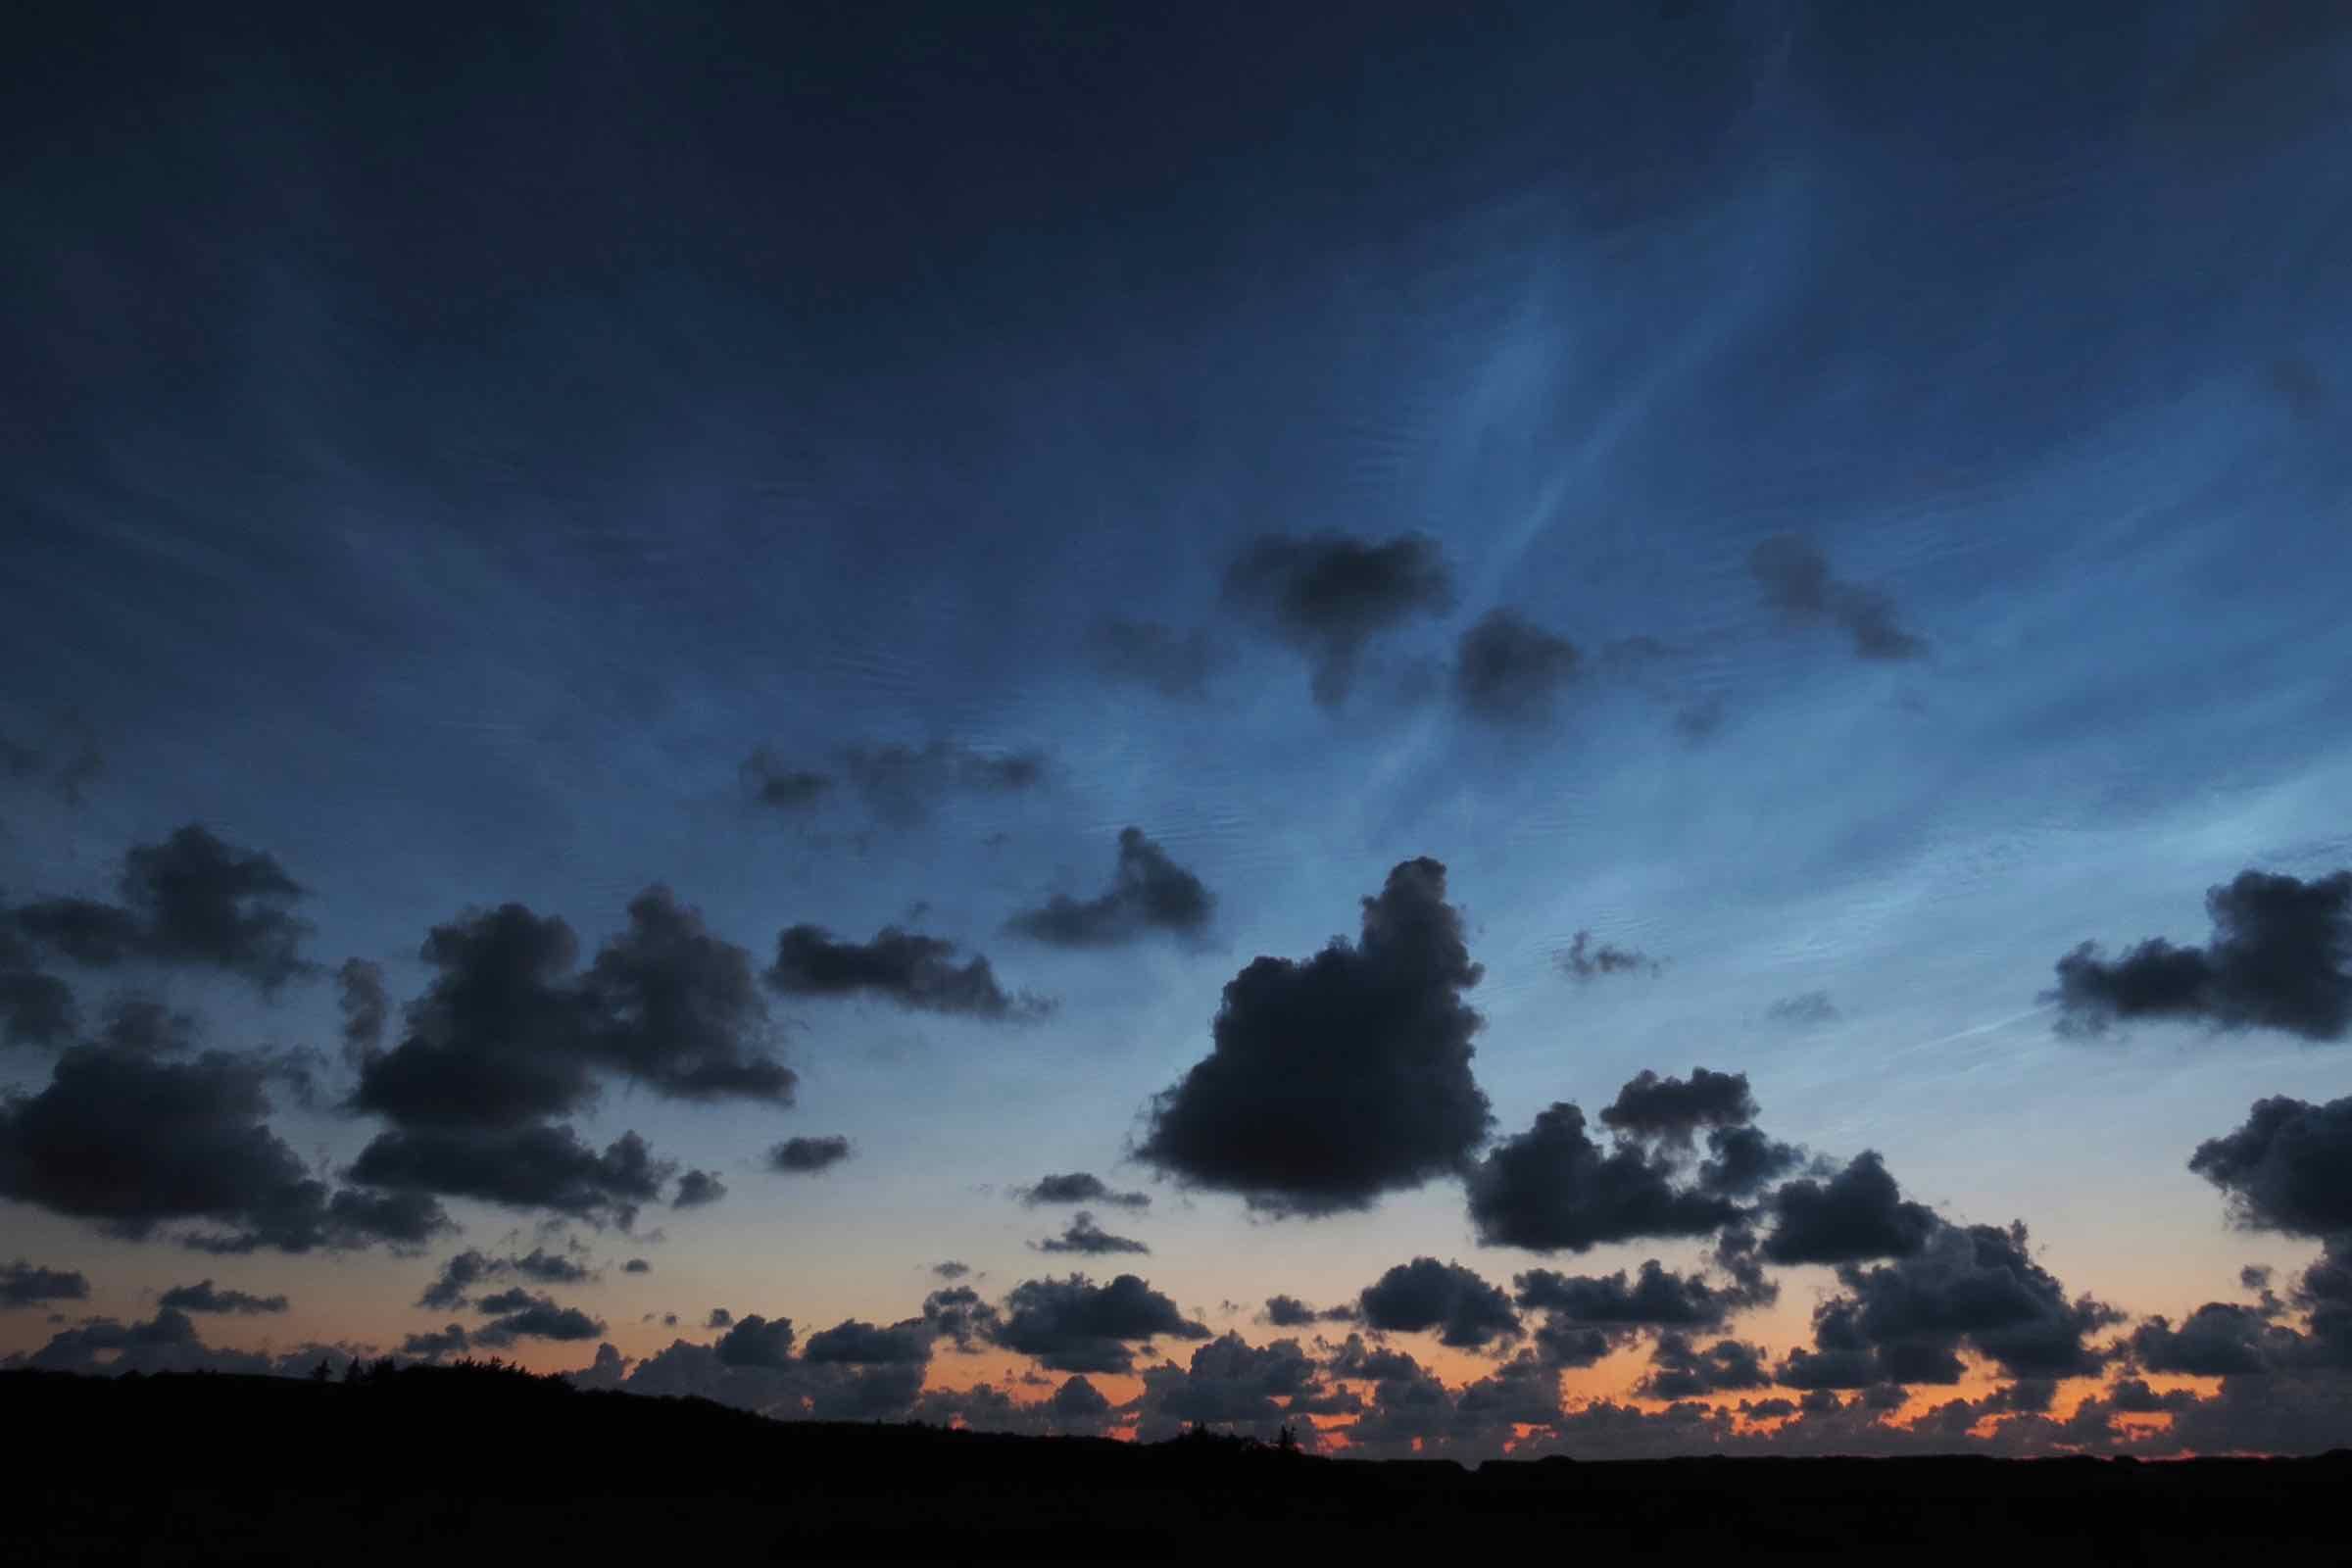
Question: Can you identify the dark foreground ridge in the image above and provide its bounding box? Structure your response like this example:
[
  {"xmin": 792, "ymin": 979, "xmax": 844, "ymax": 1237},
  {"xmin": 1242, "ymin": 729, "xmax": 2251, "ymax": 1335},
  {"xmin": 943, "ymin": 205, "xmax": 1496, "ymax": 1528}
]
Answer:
[{"xmin": 6, "ymin": 1363, "xmax": 2345, "ymax": 1561}]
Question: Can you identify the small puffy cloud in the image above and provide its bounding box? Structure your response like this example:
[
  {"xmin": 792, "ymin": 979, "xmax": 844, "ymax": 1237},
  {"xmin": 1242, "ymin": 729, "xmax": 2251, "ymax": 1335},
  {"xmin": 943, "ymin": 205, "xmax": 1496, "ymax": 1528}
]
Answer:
[
  {"xmin": 1137, "ymin": 858, "xmax": 1493, "ymax": 1217},
  {"xmin": 1005, "ymin": 828, "xmax": 1213, "ymax": 948},
  {"xmin": 1016, "ymin": 1171, "xmax": 1149, "ymax": 1209},
  {"xmin": 473, "ymin": 1294, "xmax": 605, "ymax": 1347},
  {"xmin": 0, "ymin": 1259, "xmax": 89, "ymax": 1308},
  {"xmin": 346, "ymin": 1125, "xmax": 670, "ymax": 1229},
  {"xmin": 1598, "ymin": 1067, "xmax": 1757, "ymax": 1147},
  {"xmin": 622, "ymin": 1257, "xmax": 651, "ymax": 1274},
  {"xmin": 157, "ymin": 1279, "xmax": 288, "ymax": 1315},
  {"xmin": 10, "ymin": 824, "xmax": 315, "ymax": 992},
  {"xmin": 1222, "ymin": 531, "xmax": 1455, "ymax": 707},
  {"xmin": 767, "ymin": 1136, "xmax": 853, "ymax": 1175},
  {"xmin": 1760, "ymin": 1152, "xmax": 1938, "ymax": 1266},
  {"xmin": 766, "ymin": 925, "xmax": 1050, "ymax": 1019},
  {"xmin": 2047, "ymin": 869, "xmax": 2352, "ymax": 1041},
  {"xmin": 988, "ymin": 1272, "xmax": 1209, "ymax": 1374},
  {"xmin": 1357, "ymin": 1257, "xmax": 1522, "ymax": 1349},
  {"xmin": 803, "ymin": 1318, "xmax": 932, "ymax": 1365},
  {"xmin": 1453, "ymin": 610, "xmax": 1580, "ymax": 724},
  {"xmin": 2187, "ymin": 1094, "xmax": 2352, "ymax": 1236},
  {"xmin": 714, "ymin": 1313, "xmax": 797, "ymax": 1368},
  {"xmin": 1257, "ymin": 1295, "xmax": 1352, "ymax": 1328},
  {"xmin": 672, "ymin": 1169, "xmax": 727, "ymax": 1209},
  {"xmin": 1641, "ymin": 1334, "xmax": 1772, "ymax": 1398},
  {"xmin": 1557, "ymin": 931, "xmax": 1661, "ymax": 982},
  {"xmin": 1466, "ymin": 1102, "xmax": 1739, "ymax": 1254},
  {"xmin": 930, "ymin": 1260, "xmax": 971, "ymax": 1280},
  {"xmin": 1035, "ymin": 1210, "xmax": 1149, "ymax": 1255},
  {"xmin": 739, "ymin": 748, "xmax": 834, "ymax": 811},
  {"xmin": 1747, "ymin": 533, "xmax": 1925, "ymax": 662}
]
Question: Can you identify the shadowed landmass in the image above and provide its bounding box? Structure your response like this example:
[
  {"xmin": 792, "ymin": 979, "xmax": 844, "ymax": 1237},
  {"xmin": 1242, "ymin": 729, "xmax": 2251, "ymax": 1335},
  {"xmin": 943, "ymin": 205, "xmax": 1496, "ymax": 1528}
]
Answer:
[{"xmin": 4, "ymin": 1363, "xmax": 2344, "ymax": 1559}]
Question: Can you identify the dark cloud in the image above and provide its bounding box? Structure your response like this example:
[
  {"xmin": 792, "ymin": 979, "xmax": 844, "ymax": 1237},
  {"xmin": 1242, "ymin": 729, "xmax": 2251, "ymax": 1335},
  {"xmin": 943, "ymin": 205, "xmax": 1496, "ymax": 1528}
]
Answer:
[
  {"xmin": 2187, "ymin": 1094, "xmax": 2352, "ymax": 1237},
  {"xmin": 739, "ymin": 748, "xmax": 834, "ymax": 812},
  {"xmin": 1598, "ymin": 1067, "xmax": 1757, "ymax": 1147},
  {"xmin": 1222, "ymin": 531, "xmax": 1455, "ymax": 707},
  {"xmin": 1357, "ymin": 1258, "xmax": 1522, "ymax": 1350},
  {"xmin": 706, "ymin": 1307, "xmax": 735, "ymax": 1329},
  {"xmin": 919, "ymin": 1284, "xmax": 999, "ymax": 1351},
  {"xmin": 1036, "ymin": 1210, "xmax": 1150, "ymax": 1255},
  {"xmin": 930, "ymin": 1260, "xmax": 971, "ymax": 1280},
  {"xmin": 672, "ymin": 1169, "xmax": 727, "ymax": 1208},
  {"xmin": 473, "ymin": 1293, "xmax": 605, "ymax": 1347},
  {"xmin": 1453, "ymin": 610, "xmax": 1581, "ymax": 724},
  {"xmin": 1257, "ymin": 1295, "xmax": 1352, "ymax": 1328},
  {"xmin": 767, "ymin": 1135, "xmax": 853, "ymax": 1174},
  {"xmin": 909, "ymin": 1374, "xmax": 1115, "ymax": 1439},
  {"xmin": 416, "ymin": 1250, "xmax": 496, "ymax": 1311},
  {"xmin": 346, "ymin": 1125, "xmax": 670, "ymax": 1229},
  {"xmin": 1761, "ymin": 1152, "xmax": 1938, "ymax": 1265},
  {"xmin": 0, "ymin": 1259, "xmax": 89, "ymax": 1307},
  {"xmin": 509, "ymin": 1247, "xmax": 592, "ymax": 1286},
  {"xmin": 1005, "ymin": 827, "xmax": 1213, "ymax": 948},
  {"xmin": 157, "ymin": 1279, "xmax": 288, "ymax": 1314},
  {"xmin": 1557, "ymin": 930, "xmax": 1662, "ymax": 982},
  {"xmin": 1086, "ymin": 617, "xmax": 1221, "ymax": 700},
  {"xmin": 402, "ymin": 1324, "xmax": 471, "ymax": 1358},
  {"xmin": 12, "ymin": 826, "xmax": 314, "ymax": 992},
  {"xmin": 474, "ymin": 1286, "xmax": 539, "ymax": 1315},
  {"xmin": 91, "ymin": 997, "xmax": 202, "ymax": 1056},
  {"xmin": 1766, "ymin": 990, "xmax": 1839, "ymax": 1027},
  {"xmin": 1466, "ymin": 1101, "xmax": 1740, "ymax": 1254},
  {"xmin": 2130, "ymin": 1301, "xmax": 2285, "ymax": 1376},
  {"xmin": 837, "ymin": 741, "xmax": 1047, "ymax": 827},
  {"xmin": 1512, "ymin": 1259, "xmax": 1759, "ymax": 1330},
  {"xmin": 0, "ymin": 924, "xmax": 74, "ymax": 1048},
  {"xmin": 988, "ymin": 1272, "xmax": 1209, "ymax": 1374},
  {"xmin": 333, "ymin": 957, "xmax": 388, "ymax": 1063},
  {"xmin": 2048, "ymin": 870, "xmax": 2352, "ymax": 1041},
  {"xmin": 1130, "ymin": 1332, "xmax": 1331, "ymax": 1446},
  {"xmin": 622, "ymin": 1257, "xmax": 651, "ymax": 1274},
  {"xmin": 1641, "ymin": 1334, "xmax": 1771, "ymax": 1398},
  {"xmin": 1746, "ymin": 533, "xmax": 1926, "ymax": 662},
  {"xmin": 1137, "ymin": 858, "xmax": 1492, "ymax": 1217},
  {"xmin": 714, "ymin": 1313, "xmax": 796, "ymax": 1368},
  {"xmin": 1016, "ymin": 1171, "xmax": 1149, "ymax": 1209},
  {"xmin": 1696, "ymin": 1124, "xmax": 1808, "ymax": 1197},
  {"xmin": 354, "ymin": 891, "xmax": 795, "ymax": 1134},
  {"xmin": 1779, "ymin": 1220, "xmax": 2119, "ymax": 1389},
  {"xmin": 0, "ymin": 1041, "xmax": 448, "ymax": 1252},
  {"xmin": 802, "ymin": 1317, "xmax": 932, "ymax": 1365},
  {"xmin": 766, "ymin": 924, "xmax": 1048, "ymax": 1019}
]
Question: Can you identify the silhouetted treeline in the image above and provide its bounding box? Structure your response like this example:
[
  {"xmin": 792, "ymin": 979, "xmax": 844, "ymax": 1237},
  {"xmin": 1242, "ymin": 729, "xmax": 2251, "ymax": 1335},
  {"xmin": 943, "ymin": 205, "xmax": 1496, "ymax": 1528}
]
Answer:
[{"xmin": 5, "ymin": 1366, "xmax": 2347, "ymax": 1560}]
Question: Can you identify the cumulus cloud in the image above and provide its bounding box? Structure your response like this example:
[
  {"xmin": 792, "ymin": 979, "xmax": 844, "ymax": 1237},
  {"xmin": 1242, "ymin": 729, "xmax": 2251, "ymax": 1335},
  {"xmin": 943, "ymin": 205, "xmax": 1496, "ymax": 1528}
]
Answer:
[
  {"xmin": 622, "ymin": 1257, "xmax": 651, "ymax": 1274},
  {"xmin": 157, "ymin": 1279, "xmax": 288, "ymax": 1315},
  {"xmin": 767, "ymin": 1135, "xmax": 853, "ymax": 1175},
  {"xmin": 9, "ymin": 824, "xmax": 315, "ymax": 992},
  {"xmin": 1599, "ymin": 1067, "xmax": 1757, "ymax": 1147},
  {"xmin": 1453, "ymin": 610, "xmax": 1580, "ymax": 724},
  {"xmin": 1137, "ymin": 857, "xmax": 1492, "ymax": 1217},
  {"xmin": 0, "ymin": 926, "xmax": 75, "ymax": 1049},
  {"xmin": 1760, "ymin": 1152, "xmax": 1938, "ymax": 1265},
  {"xmin": 1004, "ymin": 828, "xmax": 1213, "ymax": 948},
  {"xmin": 1746, "ymin": 533, "xmax": 1925, "ymax": 662},
  {"xmin": 1512, "ymin": 1259, "xmax": 1764, "ymax": 1331},
  {"xmin": 472, "ymin": 1293, "xmax": 605, "ymax": 1347},
  {"xmin": 802, "ymin": 1317, "xmax": 932, "ymax": 1364},
  {"xmin": 1086, "ymin": 617, "xmax": 1221, "ymax": 700},
  {"xmin": 672, "ymin": 1169, "xmax": 727, "ymax": 1208},
  {"xmin": 1036, "ymin": 1211, "xmax": 1150, "ymax": 1255},
  {"xmin": 930, "ymin": 1260, "xmax": 971, "ymax": 1280},
  {"xmin": 0, "ymin": 1259, "xmax": 88, "ymax": 1307},
  {"xmin": 1016, "ymin": 1171, "xmax": 1149, "ymax": 1209},
  {"xmin": 1466, "ymin": 1102, "xmax": 1739, "ymax": 1254},
  {"xmin": 1641, "ymin": 1334, "xmax": 1771, "ymax": 1398},
  {"xmin": 1257, "ymin": 1295, "xmax": 1354, "ymax": 1328},
  {"xmin": 1130, "ymin": 1332, "xmax": 1333, "ymax": 1446},
  {"xmin": 0, "ymin": 1040, "xmax": 449, "ymax": 1252},
  {"xmin": 2187, "ymin": 1094, "xmax": 2352, "ymax": 1237},
  {"xmin": 919, "ymin": 1284, "xmax": 999, "ymax": 1351},
  {"xmin": 2048, "ymin": 869, "xmax": 2352, "ymax": 1041},
  {"xmin": 988, "ymin": 1272, "xmax": 1209, "ymax": 1374},
  {"xmin": 348, "ymin": 1125, "xmax": 668, "ymax": 1230},
  {"xmin": 1557, "ymin": 930, "xmax": 1662, "ymax": 982},
  {"xmin": 1222, "ymin": 531, "xmax": 1455, "ymax": 707},
  {"xmin": 1696, "ymin": 1124, "xmax": 1808, "ymax": 1197},
  {"xmin": 766, "ymin": 924, "xmax": 1048, "ymax": 1019},
  {"xmin": 1357, "ymin": 1258, "xmax": 1522, "ymax": 1349}
]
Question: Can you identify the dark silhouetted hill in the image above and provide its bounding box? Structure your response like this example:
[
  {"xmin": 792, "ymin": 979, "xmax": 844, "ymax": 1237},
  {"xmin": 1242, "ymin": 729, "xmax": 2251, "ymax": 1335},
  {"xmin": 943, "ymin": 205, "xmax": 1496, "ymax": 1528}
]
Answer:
[{"xmin": 4, "ymin": 1363, "xmax": 2347, "ymax": 1560}]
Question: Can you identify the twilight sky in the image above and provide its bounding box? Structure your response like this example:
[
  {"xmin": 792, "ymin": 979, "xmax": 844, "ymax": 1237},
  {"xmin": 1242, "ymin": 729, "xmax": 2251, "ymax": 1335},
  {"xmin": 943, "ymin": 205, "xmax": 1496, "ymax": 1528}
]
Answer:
[{"xmin": 5, "ymin": 2, "xmax": 2352, "ymax": 1457}]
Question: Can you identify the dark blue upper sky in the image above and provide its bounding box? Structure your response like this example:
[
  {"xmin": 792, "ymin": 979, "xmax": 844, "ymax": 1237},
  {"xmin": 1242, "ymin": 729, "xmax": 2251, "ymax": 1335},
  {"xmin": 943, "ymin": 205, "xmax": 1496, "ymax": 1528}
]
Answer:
[{"xmin": 4, "ymin": 2, "xmax": 2352, "ymax": 1456}]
